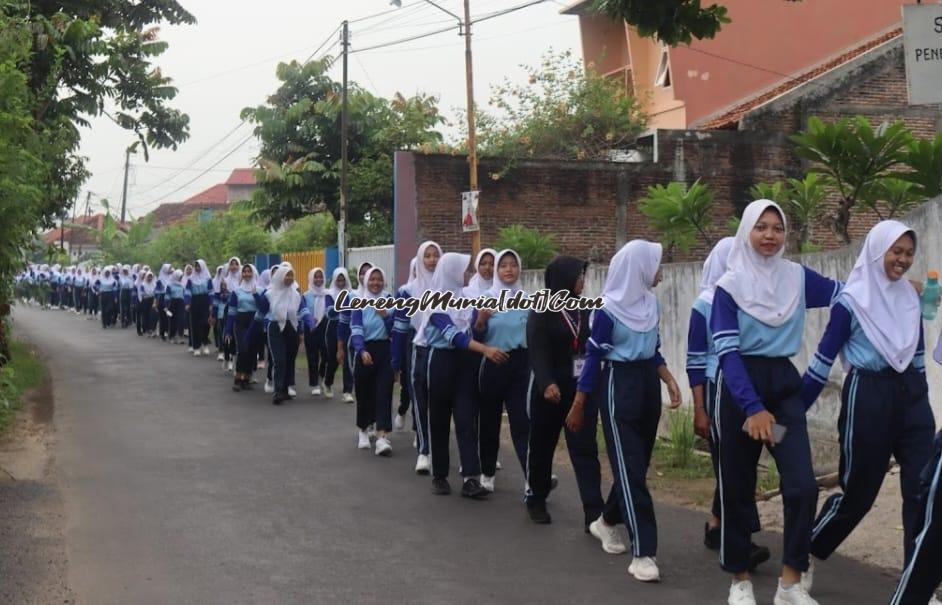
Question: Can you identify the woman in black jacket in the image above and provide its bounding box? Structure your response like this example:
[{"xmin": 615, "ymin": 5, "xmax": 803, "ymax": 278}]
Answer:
[{"xmin": 524, "ymin": 256, "xmax": 621, "ymax": 535}]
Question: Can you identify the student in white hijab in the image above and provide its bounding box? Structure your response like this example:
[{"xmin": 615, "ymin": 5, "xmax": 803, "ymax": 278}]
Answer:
[
  {"xmin": 473, "ymin": 249, "xmax": 531, "ymax": 492},
  {"xmin": 391, "ymin": 258, "xmax": 419, "ymax": 432},
  {"xmin": 419, "ymin": 252, "xmax": 508, "ymax": 499},
  {"xmin": 226, "ymin": 263, "xmax": 261, "ymax": 391},
  {"xmin": 335, "ymin": 261, "xmax": 374, "ymax": 403},
  {"xmin": 571, "ymin": 240, "xmax": 681, "ymax": 583},
  {"xmin": 185, "ymin": 259, "xmax": 214, "ymax": 356},
  {"xmin": 303, "ymin": 268, "xmax": 329, "ymax": 396},
  {"xmin": 405, "ymin": 241, "xmax": 444, "ymax": 473},
  {"xmin": 800, "ymin": 220, "xmax": 935, "ymax": 591},
  {"xmin": 710, "ymin": 199, "xmax": 843, "ymax": 605},
  {"xmin": 139, "ymin": 271, "xmax": 158, "ymax": 337},
  {"xmin": 256, "ymin": 263, "xmax": 314, "ymax": 405},
  {"xmin": 685, "ymin": 237, "xmax": 770, "ymax": 567},
  {"xmin": 349, "ymin": 267, "xmax": 397, "ymax": 454},
  {"xmin": 463, "ymin": 248, "xmax": 496, "ymax": 298},
  {"xmin": 165, "ymin": 269, "xmax": 187, "ymax": 344},
  {"xmin": 322, "ymin": 267, "xmax": 353, "ymax": 400}
]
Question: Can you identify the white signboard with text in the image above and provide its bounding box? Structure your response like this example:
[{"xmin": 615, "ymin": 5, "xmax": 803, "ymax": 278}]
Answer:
[{"xmin": 903, "ymin": 3, "xmax": 942, "ymax": 105}]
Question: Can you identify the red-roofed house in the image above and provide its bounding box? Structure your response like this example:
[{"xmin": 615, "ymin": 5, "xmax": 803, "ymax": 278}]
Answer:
[
  {"xmin": 42, "ymin": 213, "xmax": 129, "ymax": 261},
  {"xmin": 148, "ymin": 168, "xmax": 258, "ymax": 230}
]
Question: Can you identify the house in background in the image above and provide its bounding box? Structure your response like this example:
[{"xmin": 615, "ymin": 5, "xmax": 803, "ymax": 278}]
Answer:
[
  {"xmin": 149, "ymin": 168, "xmax": 257, "ymax": 231},
  {"xmin": 42, "ymin": 213, "xmax": 128, "ymax": 261},
  {"xmin": 561, "ymin": 0, "xmax": 907, "ymax": 129}
]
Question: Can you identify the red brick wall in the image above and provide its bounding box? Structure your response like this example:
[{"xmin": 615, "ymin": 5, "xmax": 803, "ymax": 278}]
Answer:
[{"xmin": 398, "ymin": 45, "xmax": 941, "ymax": 265}]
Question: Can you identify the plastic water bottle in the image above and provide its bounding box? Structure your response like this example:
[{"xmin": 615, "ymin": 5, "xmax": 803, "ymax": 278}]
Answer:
[{"xmin": 921, "ymin": 270, "xmax": 941, "ymax": 321}]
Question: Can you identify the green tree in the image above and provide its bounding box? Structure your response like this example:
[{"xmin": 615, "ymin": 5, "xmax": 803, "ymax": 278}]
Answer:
[
  {"xmin": 790, "ymin": 116, "xmax": 912, "ymax": 244},
  {"xmin": 902, "ymin": 132, "xmax": 942, "ymax": 199},
  {"xmin": 639, "ymin": 179, "xmax": 715, "ymax": 260},
  {"xmin": 495, "ymin": 225, "xmax": 558, "ymax": 269},
  {"xmin": 275, "ymin": 214, "xmax": 337, "ymax": 252},
  {"xmin": 865, "ymin": 178, "xmax": 922, "ymax": 221},
  {"xmin": 592, "ymin": 0, "xmax": 800, "ymax": 45},
  {"xmin": 243, "ymin": 59, "xmax": 444, "ymax": 242},
  {"xmin": 475, "ymin": 49, "xmax": 645, "ymax": 175},
  {"xmin": 785, "ymin": 174, "xmax": 827, "ymax": 252}
]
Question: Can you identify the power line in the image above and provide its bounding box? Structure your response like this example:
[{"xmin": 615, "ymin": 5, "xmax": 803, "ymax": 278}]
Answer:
[
  {"xmin": 471, "ymin": 0, "xmax": 554, "ymax": 24},
  {"xmin": 351, "ymin": 24, "xmax": 460, "ymax": 54}
]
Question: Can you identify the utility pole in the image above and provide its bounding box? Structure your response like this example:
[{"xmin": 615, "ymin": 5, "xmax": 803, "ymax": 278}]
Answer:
[
  {"xmin": 338, "ymin": 20, "xmax": 350, "ymax": 270},
  {"xmin": 463, "ymin": 0, "xmax": 480, "ymax": 257},
  {"xmin": 120, "ymin": 146, "xmax": 131, "ymax": 224}
]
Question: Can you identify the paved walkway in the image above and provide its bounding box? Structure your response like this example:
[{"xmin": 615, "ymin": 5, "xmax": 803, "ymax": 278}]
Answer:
[{"xmin": 5, "ymin": 307, "xmax": 902, "ymax": 604}]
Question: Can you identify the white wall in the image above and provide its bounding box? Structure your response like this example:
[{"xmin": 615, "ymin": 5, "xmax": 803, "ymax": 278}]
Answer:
[
  {"xmin": 521, "ymin": 195, "xmax": 942, "ymax": 470},
  {"xmin": 348, "ymin": 245, "xmax": 395, "ymax": 283}
]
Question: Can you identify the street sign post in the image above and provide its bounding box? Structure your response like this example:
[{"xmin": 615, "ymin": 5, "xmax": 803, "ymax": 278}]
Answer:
[{"xmin": 902, "ymin": 3, "xmax": 942, "ymax": 105}]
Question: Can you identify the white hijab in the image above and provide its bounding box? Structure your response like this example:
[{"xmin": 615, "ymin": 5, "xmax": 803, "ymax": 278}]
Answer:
[
  {"xmin": 403, "ymin": 258, "xmax": 418, "ymax": 294},
  {"xmin": 140, "ymin": 272, "xmax": 157, "ymax": 296},
  {"xmin": 697, "ymin": 237, "xmax": 736, "ymax": 305},
  {"xmin": 169, "ymin": 270, "xmax": 183, "ymax": 286},
  {"xmin": 307, "ymin": 267, "xmax": 328, "ymax": 321},
  {"xmin": 842, "ymin": 220, "xmax": 920, "ymax": 372},
  {"xmin": 158, "ymin": 263, "xmax": 173, "ymax": 286},
  {"xmin": 411, "ymin": 241, "xmax": 443, "ymax": 328},
  {"xmin": 190, "ymin": 259, "xmax": 212, "ymax": 289},
  {"xmin": 212, "ymin": 266, "xmax": 225, "ymax": 292},
  {"xmin": 224, "ymin": 257, "xmax": 242, "ymax": 292},
  {"xmin": 601, "ymin": 240, "xmax": 662, "ymax": 332},
  {"xmin": 487, "ymin": 249, "xmax": 525, "ymax": 298},
  {"xmin": 328, "ymin": 268, "xmax": 351, "ymax": 303},
  {"xmin": 417, "ymin": 252, "xmax": 471, "ymax": 338},
  {"xmin": 257, "ymin": 268, "xmax": 272, "ymax": 291},
  {"xmin": 266, "ymin": 263, "xmax": 301, "ymax": 330},
  {"xmin": 716, "ymin": 199, "xmax": 803, "ymax": 327},
  {"xmin": 464, "ymin": 248, "xmax": 496, "ymax": 297},
  {"xmin": 239, "ymin": 264, "xmax": 258, "ymax": 293},
  {"xmin": 354, "ymin": 262, "xmax": 373, "ymax": 297},
  {"xmin": 360, "ymin": 267, "xmax": 388, "ymax": 300}
]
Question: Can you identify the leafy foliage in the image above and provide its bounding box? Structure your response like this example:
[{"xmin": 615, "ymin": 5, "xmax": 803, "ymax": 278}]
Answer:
[
  {"xmin": 750, "ymin": 176, "xmax": 827, "ymax": 253},
  {"xmin": 494, "ymin": 225, "xmax": 558, "ymax": 269},
  {"xmin": 790, "ymin": 116, "xmax": 912, "ymax": 243},
  {"xmin": 639, "ymin": 179, "xmax": 715, "ymax": 259},
  {"xmin": 902, "ymin": 132, "xmax": 942, "ymax": 199},
  {"xmin": 474, "ymin": 50, "xmax": 646, "ymax": 176},
  {"xmin": 243, "ymin": 59, "xmax": 444, "ymax": 244},
  {"xmin": 275, "ymin": 214, "xmax": 337, "ymax": 253}
]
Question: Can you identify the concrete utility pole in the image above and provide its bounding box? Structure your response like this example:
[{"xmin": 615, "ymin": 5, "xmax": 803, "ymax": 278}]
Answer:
[
  {"xmin": 339, "ymin": 20, "xmax": 350, "ymax": 270},
  {"xmin": 119, "ymin": 147, "xmax": 131, "ymax": 224}
]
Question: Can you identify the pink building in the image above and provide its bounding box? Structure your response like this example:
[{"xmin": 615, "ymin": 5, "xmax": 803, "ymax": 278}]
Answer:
[{"xmin": 561, "ymin": 0, "xmax": 905, "ymax": 129}]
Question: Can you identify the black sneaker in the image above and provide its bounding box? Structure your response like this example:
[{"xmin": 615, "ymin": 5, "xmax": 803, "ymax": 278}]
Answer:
[
  {"xmin": 431, "ymin": 478, "xmax": 451, "ymax": 495},
  {"xmin": 527, "ymin": 503, "xmax": 551, "ymax": 524},
  {"xmin": 461, "ymin": 478, "xmax": 489, "ymax": 500},
  {"xmin": 704, "ymin": 523, "xmax": 721, "ymax": 550},
  {"xmin": 241, "ymin": 380, "xmax": 253, "ymax": 391},
  {"xmin": 272, "ymin": 392, "xmax": 286, "ymax": 406},
  {"xmin": 748, "ymin": 542, "xmax": 771, "ymax": 570},
  {"xmin": 231, "ymin": 382, "xmax": 243, "ymax": 392}
]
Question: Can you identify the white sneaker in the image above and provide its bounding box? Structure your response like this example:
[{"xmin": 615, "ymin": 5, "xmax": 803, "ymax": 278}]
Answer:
[
  {"xmin": 288, "ymin": 386, "xmax": 297, "ymax": 398},
  {"xmin": 217, "ymin": 353, "xmax": 225, "ymax": 361},
  {"xmin": 311, "ymin": 386, "xmax": 322, "ymax": 396},
  {"xmin": 257, "ymin": 360, "xmax": 266, "ymax": 369},
  {"xmin": 774, "ymin": 580, "xmax": 819, "ymax": 605},
  {"xmin": 728, "ymin": 580, "xmax": 757, "ymax": 605},
  {"xmin": 496, "ymin": 460, "xmax": 502, "ymax": 471},
  {"xmin": 415, "ymin": 454, "xmax": 431, "ymax": 474},
  {"xmin": 323, "ymin": 386, "xmax": 334, "ymax": 398},
  {"xmin": 589, "ymin": 516, "xmax": 627, "ymax": 554},
  {"xmin": 480, "ymin": 475, "xmax": 495, "ymax": 492},
  {"xmin": 264, "ymin": 380, "xmax": 274, "ymax": 394},
  {"xmin": 374, "ymin": 437, "xmax": 392, "ymax": 457},
  {"xmin": 394, "ymin": 413, "xmax": 406, "ymax": 431},
  {"xmin": 800, "ymin": 560, "xmax": 814, "ymax": 593},
  {"xmin": 202, "ymin": 345, "xmax": 211, "ymax": 355},
  {"xmin": 357, "ymin": 431, "xmax": 371, "ymax": 449},
  {"xmin": 627, "ymin": 557, "xmax": 660, "ymax": 582},
  {"xmin": 342, "ymin": 392, "xmax": 355, "ymax": 404},
  {"xmin": 929, "ymin": 596, "xmax": 941, "ymax": 605},
  {"xmin": 227, "ymin": 361, "xmax": 233, "ymax": 372},
  {"xmin": 193, "ymin": 349, "xmax": 201, "ymax": 357},
  {"xmin": 187, "ymin": 347, "xmax": 194, "ymax": 353}
]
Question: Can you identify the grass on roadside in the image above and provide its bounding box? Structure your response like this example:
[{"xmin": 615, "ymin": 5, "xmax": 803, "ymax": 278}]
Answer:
[{"xmin": 0, "ymin": 340, "xmax": 46, "ymax": 434}]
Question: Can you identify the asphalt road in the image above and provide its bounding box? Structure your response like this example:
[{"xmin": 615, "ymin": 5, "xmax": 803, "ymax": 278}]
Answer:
[{"xmin": 6, "ymin": 306, "xmax": 903, "ymax": 604}]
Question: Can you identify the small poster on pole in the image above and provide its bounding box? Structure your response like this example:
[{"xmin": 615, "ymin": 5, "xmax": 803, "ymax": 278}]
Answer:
[
  {"xmin": 461, "ymin": 191, "xmax": 480, "ymax": 233},
  {"xmin": 902, "ymin": 3, "xmax": 942, "ymax": 105}
]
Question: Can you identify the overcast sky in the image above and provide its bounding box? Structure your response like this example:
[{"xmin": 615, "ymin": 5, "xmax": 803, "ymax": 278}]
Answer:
[{"xmin": 76, "ymin": 0, "xmax": 581, "ymax": 219}]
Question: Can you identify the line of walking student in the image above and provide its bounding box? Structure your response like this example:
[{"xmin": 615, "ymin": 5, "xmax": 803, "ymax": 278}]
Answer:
[{"xmin": 13, "ymin": 199, "xmax": 942, "ymax": 605}]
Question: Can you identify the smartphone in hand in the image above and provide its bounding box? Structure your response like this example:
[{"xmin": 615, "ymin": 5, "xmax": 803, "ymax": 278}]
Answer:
[{"xmin": 741, "ymin": 420, "xmax": 787, "ymax": 444}]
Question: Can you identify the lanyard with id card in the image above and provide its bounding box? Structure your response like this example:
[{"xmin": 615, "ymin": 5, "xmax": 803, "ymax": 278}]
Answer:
[{"xmin": 561, "ymin": 310, "xmax": 585, "ymax": 378}]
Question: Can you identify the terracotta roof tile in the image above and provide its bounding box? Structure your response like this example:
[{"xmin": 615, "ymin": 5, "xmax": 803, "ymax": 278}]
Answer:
[
  {"xmin": 182, "ymin": 183, "xmax": 229, "ymax": 206},
  {"xmin": 225, "ymin": 168, "xmax": 256, "ymax": 186},
  {"xmin": 697, "ymin": 28, "xmax": 902, "ymax": 130}
]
